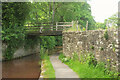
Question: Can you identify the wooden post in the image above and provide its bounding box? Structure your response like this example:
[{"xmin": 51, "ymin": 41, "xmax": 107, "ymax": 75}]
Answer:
[
  {"xmin": 79, "ymin": 25, "xmax": 81, "ymax": 31},
  {"xmin": 51, "ymin": 24, "xmax": 53, "ymax": 31},
  {"xmin": 28, "ymin": 23, "xmax": 29, "ymax": 27},
  {"xmin": 76, "ymin": 21, "xmax": 78, "ymax": 31},
  {"xmin": 56, "ymin": 22, "xmax": 58, "ymax": 31},
  {"xmin": 28, "ymin": 23, "xmax": 29, "ymax": 29},
  {"xmin": 28, "ymin": 23, "xmax": 31, "ymax": 29},
  {"xmin": 86, "ymin": 21, "xmax": 88, "ymax": 31},
  {"xmin": 72, "ymin": 21, "xmax": 74, "ymax": 28},
  {"xmin": 40, "ymin": 23, "xmax": 42, "ymax": 33},
  {"xmin": 106, "ymin": 21, "xmax": 109, "ymax": 29}
]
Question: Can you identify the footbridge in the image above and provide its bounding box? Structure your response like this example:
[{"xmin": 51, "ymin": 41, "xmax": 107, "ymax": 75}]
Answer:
[{"xmin": 25, "ymin": 21, "xmax": 74, "ymax": 36}]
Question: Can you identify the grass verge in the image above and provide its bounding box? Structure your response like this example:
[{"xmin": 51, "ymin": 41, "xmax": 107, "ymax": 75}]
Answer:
[
  {"xmin": 59, "ymin": 53, "xmax": 120, "ymax": 79},
  {"xmin": 42, "ymin": 55, "xmax": 55, "ymax": 79},
  {"xmin": 40, "ymin": 46, "xmax": 55, "ymax": 79}
]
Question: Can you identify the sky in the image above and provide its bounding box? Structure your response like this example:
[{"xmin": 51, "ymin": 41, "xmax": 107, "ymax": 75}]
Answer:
[{"xmin": 88, "ymin": 0, "xmax": 119, "ymax": 23}]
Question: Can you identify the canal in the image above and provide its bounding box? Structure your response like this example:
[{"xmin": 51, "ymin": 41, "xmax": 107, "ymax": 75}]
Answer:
[
  {"xmin": 2, "ymin": 53, "xmax": 40, "ymax": 79},
  {"xmin": 2, "ymin": 46, "xmax": 62, "ymax": 80}
]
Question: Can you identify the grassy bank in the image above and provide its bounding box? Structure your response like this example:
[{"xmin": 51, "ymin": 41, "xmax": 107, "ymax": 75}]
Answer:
[
  {"xmin": 59, "ymin": 53, "xmax": 120, "ymax": 79},
  {"xmin": 42, "ymin": 55, "xmax": 55, "ymax": 79},
  {"xmin": 40, "ymin": 47, "xmax": 55, "ymax": 79}
]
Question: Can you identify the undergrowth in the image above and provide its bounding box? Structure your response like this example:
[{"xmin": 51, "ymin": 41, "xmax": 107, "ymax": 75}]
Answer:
[
  {"xmin": 59, "ymin": 53, "xmax": 120, "ymax": 79},
  {"xmin": 40, "ymin": 46, "xmax": 55, "ymax": 79}
]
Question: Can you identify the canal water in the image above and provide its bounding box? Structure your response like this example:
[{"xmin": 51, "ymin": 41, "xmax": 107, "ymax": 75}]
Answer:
[
  {"xmin": 2, "ymin": 46, "xmax": 62, "ymax": 80},
  {"xmin": 2, "ymin": 53, "xmax": 40, "ymax": 79}
]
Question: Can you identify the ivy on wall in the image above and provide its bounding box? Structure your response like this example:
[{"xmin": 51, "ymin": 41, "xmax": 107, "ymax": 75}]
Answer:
[{"xmin": 2, "ymin": 3, "xmax": 31, "ymax": 60}]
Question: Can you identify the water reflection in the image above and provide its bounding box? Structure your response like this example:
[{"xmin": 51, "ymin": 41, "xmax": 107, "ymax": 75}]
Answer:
[{"xmin": 2, "ymin": 53, "xmax": 40, "ymax": 79}]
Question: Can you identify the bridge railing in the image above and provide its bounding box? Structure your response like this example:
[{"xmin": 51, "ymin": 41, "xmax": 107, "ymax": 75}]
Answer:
[
  {"xmin": 24, "ymin": 21, "xmax": 73, "ymax": 33},
  {"xmin": 56, "ymin": 22, "xmax": 73, "ymax": 31}
]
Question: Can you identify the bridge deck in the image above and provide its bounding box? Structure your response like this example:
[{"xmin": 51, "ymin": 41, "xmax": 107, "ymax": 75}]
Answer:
[
  {"xmin": 25, "ymin": 21, "xmax": 76, "ymax": 36},
  {"xmin": 26, "ymin": 31, "xmax": 62, "ymax": 36}
]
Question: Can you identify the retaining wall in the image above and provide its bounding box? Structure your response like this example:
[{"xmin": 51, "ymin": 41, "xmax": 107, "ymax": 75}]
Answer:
[
  {"xmin": 63, "ymin": 30, "xmax": 120, "ymax": 72},
  {"xmin": 2, "ymin": 43, "xmax": 40, "ymax": 60}
]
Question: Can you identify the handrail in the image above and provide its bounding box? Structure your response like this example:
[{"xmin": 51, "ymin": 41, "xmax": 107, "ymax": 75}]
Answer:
[
  {"xmin": 57, "ymin": 22, "xmax": 72, "ymax": 23},
  {"xmin": 57, "ymin": 25, "xmax": 72, "ymax": 26},
  {"xmin": 25, "ymin": 21, "xmax": 75, "ymax": 32}
]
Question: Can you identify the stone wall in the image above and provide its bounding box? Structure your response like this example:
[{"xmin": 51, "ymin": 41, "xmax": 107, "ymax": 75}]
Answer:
[
  {"xmin": 2, "ymin": 43, "xmax": 40, "ymax": 60},
  {"xmin": 63, "ymin": 30, "xmax": 120, "ymax": 72}
]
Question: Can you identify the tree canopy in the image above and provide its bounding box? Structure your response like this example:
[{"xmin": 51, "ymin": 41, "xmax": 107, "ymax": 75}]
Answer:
[{"xmin": 28, "ymin": 2, "xmax": 95, "ymax": 30}]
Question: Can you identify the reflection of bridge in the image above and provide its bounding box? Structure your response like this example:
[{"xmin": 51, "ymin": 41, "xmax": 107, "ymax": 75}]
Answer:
[{"xmin": 25, "ymin": 22, "xmax": 74, "ymax": 36}]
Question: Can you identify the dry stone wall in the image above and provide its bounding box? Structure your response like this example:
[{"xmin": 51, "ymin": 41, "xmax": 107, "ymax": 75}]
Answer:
[{"xmin": 63, "ymin": 30, "xmax": 120, "ymax": 72}]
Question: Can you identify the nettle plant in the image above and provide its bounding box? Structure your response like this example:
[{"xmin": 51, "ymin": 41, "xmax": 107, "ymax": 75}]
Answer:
[
  {"xmin": 86, "ymin": 52, "xmax": 97, "ymax": 67},
  {"xmin": 104, "ymin": 30, "xmax": 109, "ymax": 40}
]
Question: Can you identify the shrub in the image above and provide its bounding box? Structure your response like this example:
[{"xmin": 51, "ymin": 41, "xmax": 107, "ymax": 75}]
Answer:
[
  {"xmin": 100, "ymin": 47, "xmax": 104, "ymax": 51},
  {"xmin": 40, "ymin": 36, "xmax": 56, "ymax": 49},
  {"xmin": 96, "ymin": 62, "xmax": 105, "ymax": 70},
  {"xmin": 90, "ymin": 46, "xmax": 94, "ymax": 50},
  {"xmin": 104, "ymin": 30, "xmax": 109, "ymax": 40},
  {"xmin": 61, "ymin": 58, "xmax": 69, "ymax": 63},
  {"xmin": 72, "ymin": 52, "xmax": 79, "ymax": 61},
  {"xmin": 86, "ymin": 52, "xmax": 97, "ymax": 67},
  {"xmin": 59, "ymin": 53, "xmax": 71, "ymax": 63},
  {"xmin": 59, "ymin": 53, "xmax": 66, "ymax": 61},
  {"xmin": 40, "ymin": 46, "xmax": 48, "ymax": 60}
]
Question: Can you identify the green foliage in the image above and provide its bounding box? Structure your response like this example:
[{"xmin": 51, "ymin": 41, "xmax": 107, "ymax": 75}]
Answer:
[
  {"xmin": 59, "ymin": 53, "xmax": 71, "ymax": 63},
  {"xmin": 90, "ymin": 46, "xmax": 94, "ymax": 50},
  {"xmin": 59, "ymin": 53, "xmax": 110, "ymax": 78},
  {"xmin": 104, "ymin": 30, "xmax": 109, "ymax": 40},
  {"xmin": 65, "ymin": 21, "xmax": 82, "ymax": 32},
  {"xmin": 2, "ymin": 3, "xmax": 32, "ymax": 60},
  {"xmin": 100, "ymin": 47, "xmax": 104, "ymax": 51},
  {"xmin": 3, "ymin": 45, "xmax": 15, "ymax": 60},
  {"xmin": 55, "ymin": 36, "xmax": 62, "ymax": 46},
  {"xmin": 82, "ymin": 27, "xmax": 86, "ymax": 31},
  {"xmin": 61, "ymin": 57, "xmax": 70, "ymax": 63},
  {"xmin": 104, "ymin": 13, "xmax": 118, "ymax": 29},
  {"xmin": 2, "ymin": 25, "xmax": 25, "ymax": 60},
  {"xmin": 40, "ymin": 45, "xmax": 46, "ymax": 60},
  {"xmin": 112, "ymin": 43, "xmax": 116, "ymax": 52},
  {"xmin": 72, "ymin": 52, "xmax": 79, "ymax": 61},
  {"xmin": 95, "ymin": 13, "xmax": 118, "ymax": 30},
  {"xmin": 40, "ymin": 47, "xmax": 55, "ymax": 79},
  {"xmin": 86, "ymin": 52, "xmax": 97, "ymax": 67},
  {"xmin": 2, "ymin": 3, "xmax": 31, "ymax": 29},
  {"xmin": 43, "ymin": 57, "xmax": 56, "ymax": 79},
  {"xmin": 24, "ymin": 35, "xmax": 39, "ymax": 50},
  {"xmin": 79, "ymin": 53, "xmax": 86, "ymax": 63},
  {"xmin": 95, "ymin": 22, "xmax": 106, "ymax": 30},
  {"xmin": 95, "ymin": 62, "xmax": 105, "ymax": 70},
  {"xmin": 29, "ymin": 2, "xmax": 95, "ymax": 29},
  {"xmin": 59, "ymin": 53, "xmax": 65, "ymax": 60},
  {"xmin": 40, "ymin": 36, "xmax": 56, "ymax": 49},
  {"xmin": 113, "ymin": 48, "xmax": 116, "ymax": 52}
]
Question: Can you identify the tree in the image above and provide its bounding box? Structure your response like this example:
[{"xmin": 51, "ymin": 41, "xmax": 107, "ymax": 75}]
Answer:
[
  {"xmin": 28, "ymin": 2, "xmax": 95, "ymax": 29},
  {"xmin": 2, "ymin": 3, "xmax": 31, "ymax": 28},
  {"xmin": 2, "ymin": 2, "xmax": 31, "ymax": 60},
  {"xmin": 95, "ymin": 22, "xmax": 106, "ymax": 29},
  {"xmin": 104, "ymin": 13, "xmax": 118, "ymax": 29}
]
